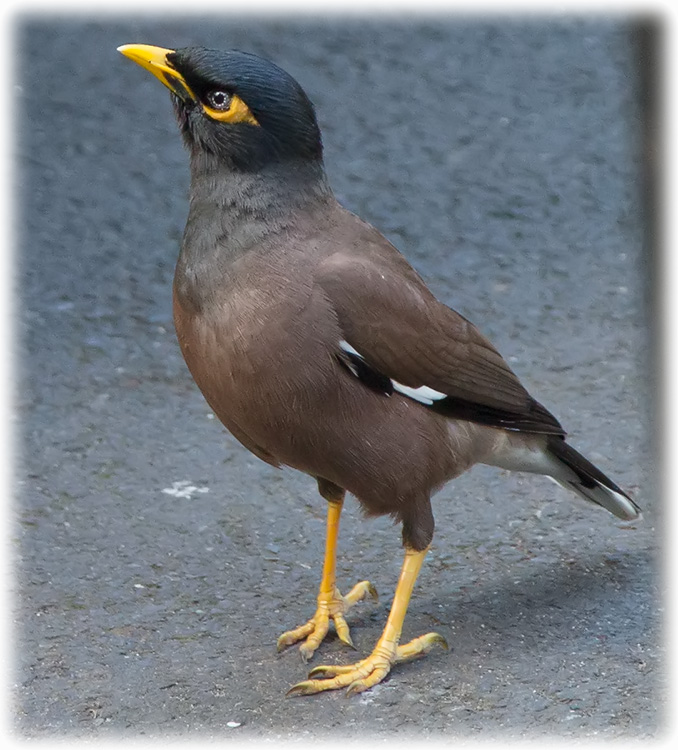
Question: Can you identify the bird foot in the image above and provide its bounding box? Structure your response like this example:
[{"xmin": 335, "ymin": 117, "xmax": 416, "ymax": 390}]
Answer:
[
  {"xmin": 277, "ymin": 580, "xmax": 378, "ymax": 662},
  {"xmin": 287, "ymin": 631, "xmax": 447, "ymax": 696}
]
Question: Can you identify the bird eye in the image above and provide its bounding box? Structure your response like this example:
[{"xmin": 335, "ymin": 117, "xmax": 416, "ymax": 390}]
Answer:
[{"xmin": 205, "ymin": 90, "xmax": 232, "ymax": 110}]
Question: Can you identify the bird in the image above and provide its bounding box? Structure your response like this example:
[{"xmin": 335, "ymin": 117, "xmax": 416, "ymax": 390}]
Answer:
[{"xmin": 118, "ymin": 43, "xmax": 640, "ymax": 697}]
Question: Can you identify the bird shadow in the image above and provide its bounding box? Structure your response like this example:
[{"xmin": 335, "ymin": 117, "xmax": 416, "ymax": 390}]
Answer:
[{"xmin": 405, "ymin": 546, "xmax": 655, "ymax": 652}]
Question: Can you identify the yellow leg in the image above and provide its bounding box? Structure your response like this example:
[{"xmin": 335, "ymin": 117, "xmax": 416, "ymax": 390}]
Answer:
[
  {"xmin": 277, "ymin": 499, "xmax": 377, "ymax": 662},
  {"xmin": 288, "ymin": 546, "xmax": 447, "ymax": 696}
]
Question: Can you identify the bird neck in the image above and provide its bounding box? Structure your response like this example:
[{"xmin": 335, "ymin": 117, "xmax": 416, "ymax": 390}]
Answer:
[
  {"xmin": 175, "ymin": 151, "xmax": 332, "ymax": 311},
  {"xmin": 187, "ymin": 148, "xmax": 332, "ymax": 221}
]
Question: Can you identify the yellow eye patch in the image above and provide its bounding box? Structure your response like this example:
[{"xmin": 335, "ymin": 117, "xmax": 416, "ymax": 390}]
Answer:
[{"xmin": 202, "ymin": 94, "xmax": 259, "ymax": 126}]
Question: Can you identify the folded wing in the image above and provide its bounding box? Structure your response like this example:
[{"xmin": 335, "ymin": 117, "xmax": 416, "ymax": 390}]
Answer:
[{"xmin": 316, "ymin": 249, "xmax": 564, "ymax": 436}]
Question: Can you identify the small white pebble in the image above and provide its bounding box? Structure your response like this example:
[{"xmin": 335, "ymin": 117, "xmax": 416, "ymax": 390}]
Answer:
[
  {"xmin": 226, "ymin": 721, "xmax": 241, "ymax": 728},
  {"xmin": 162, "ymin": 481, "xmax": 209, "ymax": 499}
]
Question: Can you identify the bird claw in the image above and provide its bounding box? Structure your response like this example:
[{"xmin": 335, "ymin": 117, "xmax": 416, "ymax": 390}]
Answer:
[
  {"xmin": 363, "ymin": 581, "xmax": 379, "ymax": 603},
  {"xmin": 338, "ymin": 631, "xmax": 356, "ymax": 650},
  {"xmin": 394, "ymin": 631, "xmax": 448, "ymax": 662},
  {"xmin": 306, "ymin": 664, "xmax": 334, "ymax": 679},
  {"xmin": 286, "ymin": 631, "xmax": 447, "ymax": 697},
  {"xmin": 277, "ymin": 580, "xmax": 377, "ymax": 661},
  {"xmin": 286, "ymin": 681, "xmax": 316, "ymax": 697}
]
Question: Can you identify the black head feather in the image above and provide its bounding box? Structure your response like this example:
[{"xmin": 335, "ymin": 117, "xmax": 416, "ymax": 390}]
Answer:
[{"xmin": 166, "ymin": 47, "xmax": 323, "ymax": 170}]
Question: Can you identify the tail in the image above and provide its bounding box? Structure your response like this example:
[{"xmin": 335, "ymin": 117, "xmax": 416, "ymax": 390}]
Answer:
[{"xmin": 546, "ymin": 436, "xmax": 640, "ymax": 520}]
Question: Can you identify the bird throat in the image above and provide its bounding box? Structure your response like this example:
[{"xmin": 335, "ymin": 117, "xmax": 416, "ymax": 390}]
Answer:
[{"xmin": 175, "ymin": 151, "xmax": 331, "ymax": 313}]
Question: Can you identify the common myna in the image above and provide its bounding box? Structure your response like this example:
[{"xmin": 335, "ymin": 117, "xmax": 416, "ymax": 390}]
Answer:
[{"xmin": 118, "ymin": 44, "xmax": 640, "ymax": 697}]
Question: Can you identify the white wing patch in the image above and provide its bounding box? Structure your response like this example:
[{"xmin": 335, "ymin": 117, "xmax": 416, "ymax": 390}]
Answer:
[
  {"xmin": 339, "ymin": 340, "xmax": 447, "ymax": 405},
  {"xmin": 391, "ymin": 382, "xmax": 447, "ymax": 405},
  {"xmin": 339, "ymin": 340, "xmax": 362, "ymax": 357},
  {"xmin": 338, "ymin": 340, "xmax": 360, "ymax": 376}
]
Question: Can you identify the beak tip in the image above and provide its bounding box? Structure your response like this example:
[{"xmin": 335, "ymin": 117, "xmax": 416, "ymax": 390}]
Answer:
[
  {"xmin": 116, "ymin": 43, "xmax": 176, "ymax": 63},
  {"xmin": 117, "ymin": 44, "xmax": 136, "ymax": 60},
  {"xmin": 117, "ymin": 44, "xmax": 187, "ymax": 98}
]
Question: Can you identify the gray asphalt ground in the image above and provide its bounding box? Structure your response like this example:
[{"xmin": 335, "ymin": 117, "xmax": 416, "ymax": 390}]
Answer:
[{"xmin": 14, "ymin": 14, "xmax": 661, "ymax": 741}]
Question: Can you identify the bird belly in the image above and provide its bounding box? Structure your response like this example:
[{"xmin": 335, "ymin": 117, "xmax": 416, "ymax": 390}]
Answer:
[
  {"xmin": 173, "ymin": 285, "xmax": 499, "ymax": 516},
  {"xmin": 172, "ymin": 282, "xmax": 351, "ymax": 469}
]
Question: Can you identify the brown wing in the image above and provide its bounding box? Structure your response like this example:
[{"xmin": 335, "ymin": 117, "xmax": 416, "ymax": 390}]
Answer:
[{"xmin": 316, "ymin": 247, "xmax": 564, "ymax": 436}]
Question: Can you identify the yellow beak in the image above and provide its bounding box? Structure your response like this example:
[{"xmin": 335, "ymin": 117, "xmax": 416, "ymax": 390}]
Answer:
[{"xmin": 118, "ymin": 44, "xmax": 196, "ymax": 101}]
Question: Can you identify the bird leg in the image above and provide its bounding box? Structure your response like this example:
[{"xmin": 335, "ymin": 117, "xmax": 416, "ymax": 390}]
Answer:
[
  {"xmin": 277, "ymin": 496, "xmax": 378, "ymax": 662},
  {"xmin": 287, "ymin": 545, "xmax": 447, "ymax": 696}
]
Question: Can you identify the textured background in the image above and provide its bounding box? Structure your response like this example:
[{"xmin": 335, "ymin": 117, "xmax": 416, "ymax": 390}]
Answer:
[{"xmin": 14, "ymin": 15, "xmax": 660, "ymax": 740}]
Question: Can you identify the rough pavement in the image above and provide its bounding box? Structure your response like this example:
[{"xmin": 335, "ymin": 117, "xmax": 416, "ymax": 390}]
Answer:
[{"xmin": 14, "ymin": 16, "xmax": 661, "ymax": 740}]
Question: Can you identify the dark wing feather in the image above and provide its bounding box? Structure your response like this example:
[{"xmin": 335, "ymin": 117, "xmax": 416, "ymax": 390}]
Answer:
[{"xmin": 316, "ymin": 242, "xmax": 564, "ymax": 436}]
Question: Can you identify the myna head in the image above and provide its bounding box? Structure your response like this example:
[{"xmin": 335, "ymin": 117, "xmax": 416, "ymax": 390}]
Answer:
[{"xmin": 118, "ymin": 44, "xmax": 323, "ymax": 171}]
